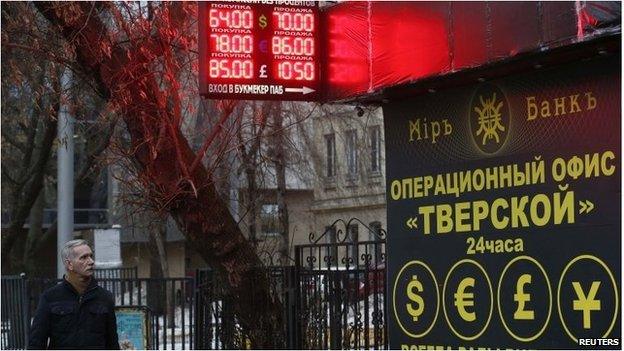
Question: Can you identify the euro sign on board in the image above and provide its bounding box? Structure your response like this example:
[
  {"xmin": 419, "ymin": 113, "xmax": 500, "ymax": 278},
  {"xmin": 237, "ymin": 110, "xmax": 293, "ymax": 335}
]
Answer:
[
  {"xmin": 454, "ymin": 277, "xmax": 476, "ymax": 322},
  {"xmin": 514, "ymin": 274, "xmax": 534, "ymax": 320},
  {"xmin": 406, "ymin": 275, "xmax": 424, "ymax": 322}
]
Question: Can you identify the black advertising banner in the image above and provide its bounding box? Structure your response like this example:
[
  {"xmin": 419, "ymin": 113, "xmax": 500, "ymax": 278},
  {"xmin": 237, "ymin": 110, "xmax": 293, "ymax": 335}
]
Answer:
[{"xmin": 384, "ymin": 56, "xmax": 620, "ymax": 349}]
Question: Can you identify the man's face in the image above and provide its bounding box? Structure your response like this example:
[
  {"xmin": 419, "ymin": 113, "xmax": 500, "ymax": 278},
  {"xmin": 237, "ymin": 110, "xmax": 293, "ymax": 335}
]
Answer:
[{"xmin": 67, "ymin": 245, "xmax": 95, "ymax": 278}]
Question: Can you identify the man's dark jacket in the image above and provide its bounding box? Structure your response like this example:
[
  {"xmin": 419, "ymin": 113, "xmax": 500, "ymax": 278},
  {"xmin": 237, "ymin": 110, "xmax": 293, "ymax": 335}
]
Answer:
[{"xmin": 28, "ymin": 277, "xmax": 120, "ymax": 349}]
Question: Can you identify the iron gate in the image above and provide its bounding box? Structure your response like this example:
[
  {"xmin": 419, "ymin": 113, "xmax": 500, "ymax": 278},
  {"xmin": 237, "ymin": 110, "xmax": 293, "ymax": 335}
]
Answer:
[
  {"xmin": 194, "ymin": 266, "xmax": 297, "ymax": 349},
  {"xmin": 294, "ymin": 218, "xmax": 387, "ymax": 349},
  {"xmin": 193, "ymin": 218, "xmax": 387, "ymax": 350}
]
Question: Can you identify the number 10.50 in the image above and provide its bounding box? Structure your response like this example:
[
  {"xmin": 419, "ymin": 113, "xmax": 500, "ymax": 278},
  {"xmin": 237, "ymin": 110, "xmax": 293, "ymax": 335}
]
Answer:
[{"xmin": 276, "ymin": 61, "xmax": 314, "ymax": 81}]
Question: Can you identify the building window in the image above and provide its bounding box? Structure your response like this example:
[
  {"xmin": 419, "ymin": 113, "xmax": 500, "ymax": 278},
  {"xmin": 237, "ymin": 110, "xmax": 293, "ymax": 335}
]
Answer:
[
  {"xmin": 325, "ymin": 225, "xmax": 337, "ymax": 266},
  {"xmin": 370, "ymin": 126, "xmax": 381, "ymax": 173},
  {"xmin": 348, "ymin": 224, "xmax": 359, "ymax": 267},
  {"xmin": 325, "ymin": 134, "xmax": 336, "ymax": 178},
  {"xmin": 260, "ymin": 204, "xmax": 279, "ymax": 235},
  {"xmin": 345, "ymin": 129, "xmax": 358, "ymax": 176}
]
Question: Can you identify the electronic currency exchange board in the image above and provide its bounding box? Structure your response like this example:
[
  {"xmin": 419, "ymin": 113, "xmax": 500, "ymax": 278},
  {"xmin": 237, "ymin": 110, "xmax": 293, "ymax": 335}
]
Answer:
[{"xmin": 199, "ymin": 1, "xmax": 320, "ymax": 101}]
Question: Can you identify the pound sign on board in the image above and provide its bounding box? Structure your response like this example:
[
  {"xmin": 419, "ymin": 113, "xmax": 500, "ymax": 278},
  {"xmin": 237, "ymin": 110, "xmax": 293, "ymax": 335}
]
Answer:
[
  {"xmin": 514, "ymin": 274, "xmax": 534, "ymax": 320},
  {"xmin": 259, "ymin": 65, "xmax": 268, "ymax": 78}
]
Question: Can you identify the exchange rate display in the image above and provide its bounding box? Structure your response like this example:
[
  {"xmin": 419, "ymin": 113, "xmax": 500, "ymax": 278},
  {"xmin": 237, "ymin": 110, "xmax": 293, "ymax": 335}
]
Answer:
[{"xmin": 199, "ymin": 1, "xmax": 320, "ymax": 101}]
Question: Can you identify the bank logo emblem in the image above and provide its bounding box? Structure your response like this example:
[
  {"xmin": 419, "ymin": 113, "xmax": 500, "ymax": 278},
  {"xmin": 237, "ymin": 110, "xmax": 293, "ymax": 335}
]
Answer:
[{"xmin": 470, "ymin": 84, "xmax": 510, "ymax": 154}]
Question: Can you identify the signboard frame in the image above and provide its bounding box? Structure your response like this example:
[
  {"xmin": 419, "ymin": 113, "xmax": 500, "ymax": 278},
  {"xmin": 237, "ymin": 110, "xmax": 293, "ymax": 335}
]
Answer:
[
  {"xmin": 384, "ymin": 55, "xmax": 621, "ymax": 349},
  {"xmin": 115, "ymin": 306, "xmax": 151, "ymax": 350}
]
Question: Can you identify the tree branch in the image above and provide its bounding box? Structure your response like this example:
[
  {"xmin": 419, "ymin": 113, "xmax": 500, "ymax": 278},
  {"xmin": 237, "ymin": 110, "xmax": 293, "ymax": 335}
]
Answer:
[
  {"xmin": 33, "ymin": 3, "xmax": 284, "ymax": 346},
  {"xmin": 1, "ymin": 106, "xmax": 58, "ymax": 266},
  {"xmin": 1, "ymin": 129, "xmax": 28, "ymax": 154}
]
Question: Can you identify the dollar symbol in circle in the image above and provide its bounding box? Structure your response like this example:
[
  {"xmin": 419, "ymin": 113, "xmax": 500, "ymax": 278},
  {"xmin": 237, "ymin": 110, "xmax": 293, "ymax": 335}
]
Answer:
[
  {"xmin": 406, "ymin": 275, "xmax": 425, "ymax": 322},
  {"xmin": 259, "ymin": 14, "xmax": 267, "ymax": 29}
]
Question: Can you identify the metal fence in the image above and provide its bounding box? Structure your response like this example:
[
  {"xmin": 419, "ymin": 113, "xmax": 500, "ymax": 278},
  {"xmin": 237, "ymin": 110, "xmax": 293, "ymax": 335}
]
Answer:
[
  {"xmin": 194, "ymin": 266, "xmax": 298, "ymax": 349},
  {"xmin": 94, "ymin": 266, "xmax": 138, "ymax": 279},
  {"xmin": 194, "ymin": 218, "xmax": 387, "ymax": 350},
  {"xmin": 1, "ymin": 219, "xmax": 387, "ymax": 350},
  {"xmin": 294, "ymin": 219, "xmax": 387, "ymax": 349},
  {"xmin": 1, "ymin": 276, "xmax": 194, "ymax": 350},
  {"xmin": 1, "ymin": 275, "xmax": 29, "ymax": 349}
]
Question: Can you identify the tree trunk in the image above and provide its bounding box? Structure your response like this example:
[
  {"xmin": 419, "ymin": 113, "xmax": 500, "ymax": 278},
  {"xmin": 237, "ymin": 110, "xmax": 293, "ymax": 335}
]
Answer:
[
  {"xmin": 36, "ymin": 3, "xmax": 284, "ymax": 347},
  {"xmin": 245, "ymin": 167, "xmax": 258, "ymax": 247},
  {"xmin": 23, "ymin": 190, "xmax": 45, "ymax": 274},
  {"xmin": 1, "ymin": 102, "xmax": 57, "ymax": 272},
  {"xmin": 149, "ymin": 219, "xmax": 170, "ymax": 279},
  {"xmin": 272, "ymin": 104, "xmax": 290, "ymax": 266},
  {"xmin": 148, "ymin": 219, "xmax": 172, "ymax": 322}
]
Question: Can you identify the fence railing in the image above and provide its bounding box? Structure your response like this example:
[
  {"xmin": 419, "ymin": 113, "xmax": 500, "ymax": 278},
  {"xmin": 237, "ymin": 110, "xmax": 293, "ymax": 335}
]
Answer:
[
  {"xmin": 2, "ymin": 276, "xmax": 194, "ymax": 350},
  {"xmin": 194, "ymin": 266, "xmax": 298, "ymax": 349},
  {"xmin": 1, "ymin": 275, "xmax": 29, "ymax": 350},
  {"xmin": 295, "ymin": 240, "xmax": 387, "ymax": 350},
  {"xmin": 94, "ymin": 267, "xmax": 138, "ymax": 280},
  {"xmin": 1, "ymin": 219, "xmax": 387, "ymax": 350}
]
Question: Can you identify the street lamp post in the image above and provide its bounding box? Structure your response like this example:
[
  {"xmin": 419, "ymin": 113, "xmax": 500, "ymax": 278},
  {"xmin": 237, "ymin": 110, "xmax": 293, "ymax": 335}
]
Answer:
[{"xmin": 57, "ymin": 68, "xmax": 74, "ymax": 278}]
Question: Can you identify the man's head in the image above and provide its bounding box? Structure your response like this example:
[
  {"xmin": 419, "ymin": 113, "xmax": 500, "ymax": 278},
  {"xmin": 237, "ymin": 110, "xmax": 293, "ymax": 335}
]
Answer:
[{"xmin": 61, "ymin": 239, "xmax": 94, "ymax": 278}]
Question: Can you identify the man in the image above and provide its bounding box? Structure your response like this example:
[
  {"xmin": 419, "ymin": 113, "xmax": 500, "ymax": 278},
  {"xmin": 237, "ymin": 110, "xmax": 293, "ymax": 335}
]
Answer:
[{"xmin": 28, "ymin": 239, "xmax": 120, "ymax": 349}]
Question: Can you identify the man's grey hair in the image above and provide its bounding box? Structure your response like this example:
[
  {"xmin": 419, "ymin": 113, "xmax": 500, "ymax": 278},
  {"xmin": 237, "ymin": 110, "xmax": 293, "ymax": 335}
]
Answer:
[{"xmin": 61, "ymin": 239, "xmax": 90, "ymax": 264}]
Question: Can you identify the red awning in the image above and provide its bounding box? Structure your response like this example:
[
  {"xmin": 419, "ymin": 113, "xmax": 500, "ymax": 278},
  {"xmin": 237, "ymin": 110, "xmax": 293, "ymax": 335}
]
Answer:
[{"xmin": 321, "ymin": 1, "xmax": 621, "ymax": 102}]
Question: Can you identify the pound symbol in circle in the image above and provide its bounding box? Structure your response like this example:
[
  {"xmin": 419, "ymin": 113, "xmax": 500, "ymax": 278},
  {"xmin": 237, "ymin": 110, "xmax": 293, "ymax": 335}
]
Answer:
[{"xmin": 514, "ymin": 274, "xmax": 535, "ymax": 320}]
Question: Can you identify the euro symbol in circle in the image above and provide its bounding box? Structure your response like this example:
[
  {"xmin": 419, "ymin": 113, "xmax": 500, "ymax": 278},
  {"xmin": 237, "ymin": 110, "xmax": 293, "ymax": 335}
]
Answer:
[
  {"xmin": 514, "ymin": 274, "xmax": 534, "ymax": 320},
  {"xmin": 259, "ymin": 14, "xmax": 268, "ymax": 29},
  {"xmin": 259, "ymin": 40, "xmax": 268, "ymax": 53},
  {"xmin": 454, "ymin": 277, "xmax": 476, "ymax": 322}
]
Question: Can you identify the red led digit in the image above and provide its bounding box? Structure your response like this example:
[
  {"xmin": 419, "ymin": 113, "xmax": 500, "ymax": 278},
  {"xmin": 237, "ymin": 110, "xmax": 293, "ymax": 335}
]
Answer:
[
  {"xmin": 276, "ymin": 61, "xmax": 315, "ymax": 81},
  {"xmin": 209, "ymin": 9, "xmax": 253, "ymax": 29},
  {"xmin": 209, "ymin": 59, "xmax": 253, "ymax": 79},
  {"xmin": 210, "ymin": 34, "xmax": 253, "ymax": 54},
  {"xmin": 272, "ymin": 36, "xmax": 314, "ymax": 56},
  {"xmin": 272, "ymin": 12, "xmax": 314, "ymax": 31}
]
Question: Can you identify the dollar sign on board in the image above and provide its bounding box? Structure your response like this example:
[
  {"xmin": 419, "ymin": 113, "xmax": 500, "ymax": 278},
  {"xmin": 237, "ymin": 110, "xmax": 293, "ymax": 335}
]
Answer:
[
  {"xmin": 406, "ymin": 275, "xmax": 425, "ymax": 322},
  {"xmin": 259, "ymin": 14, "xmax": 267, "ymax": 29}
]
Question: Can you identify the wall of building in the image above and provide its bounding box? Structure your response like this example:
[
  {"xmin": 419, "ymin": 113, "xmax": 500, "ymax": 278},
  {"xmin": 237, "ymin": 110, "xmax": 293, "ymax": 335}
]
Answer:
[
  {"xmin": 311, "ymin": 105, "xmax": 387, "ymax": 233},
  {"xmin": 238, "ymin": 188, "xmax": 315, "ymax": 265},
  {"xmin": 121, "ymin": 241, "xmax": 186, "ymax": 278},
  {"xmin": 295, "ymin": 105, "xmax": 388, "ymax": 268}
]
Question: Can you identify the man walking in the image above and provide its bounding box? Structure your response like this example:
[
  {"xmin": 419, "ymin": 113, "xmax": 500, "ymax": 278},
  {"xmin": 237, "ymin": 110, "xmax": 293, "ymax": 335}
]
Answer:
[{"xmin": 28, "ymin": 239, "xmax": 120, "ymax": 349}]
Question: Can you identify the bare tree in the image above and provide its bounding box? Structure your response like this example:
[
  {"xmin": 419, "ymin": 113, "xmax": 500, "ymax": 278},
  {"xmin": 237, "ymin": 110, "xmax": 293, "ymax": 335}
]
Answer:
[
  {"xmin": 33, "ymin": 2, "xmax": 283, "ymax": 346},
  {"xmin": 1, "ymin": 3, "xmax": 118, "ymax": 273}
]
